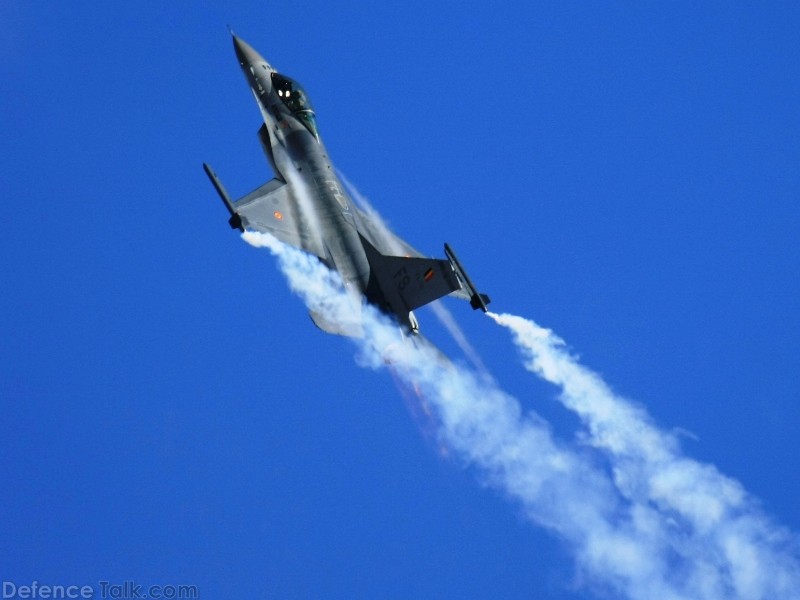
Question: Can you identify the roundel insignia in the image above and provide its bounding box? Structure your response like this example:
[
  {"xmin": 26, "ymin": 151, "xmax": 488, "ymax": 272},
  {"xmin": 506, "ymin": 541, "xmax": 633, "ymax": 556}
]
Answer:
[{"xmin": 274, "ymin": 211, "xmax": 283, "ymax": 220}]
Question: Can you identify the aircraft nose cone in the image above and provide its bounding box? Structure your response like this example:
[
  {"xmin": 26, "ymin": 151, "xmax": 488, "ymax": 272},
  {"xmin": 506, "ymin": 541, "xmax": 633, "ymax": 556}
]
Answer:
[{"xmin": 232, "ymin": 35, "xmax": 262, "ymax": 66}]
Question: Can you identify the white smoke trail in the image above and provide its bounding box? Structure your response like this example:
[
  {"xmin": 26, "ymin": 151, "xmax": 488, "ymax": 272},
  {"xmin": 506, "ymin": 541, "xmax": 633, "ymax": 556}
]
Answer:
[
  {"xmin": 488, "ymin": 312, "xmax": 800, "ymax": 599},
  {"xmin": 284, "ymin": 167, "xmax": 327, "ymax": 256},
  {"xmin": 337, "ymin": 171, "xmax": 488, "ymax": 373},
  {"xmin": 427, "ymin": 300, "xmax": 490, "ymax": 375},
  {"xmin": 242, "ymin": 230, "xmax": 800, "ymax": 599}
]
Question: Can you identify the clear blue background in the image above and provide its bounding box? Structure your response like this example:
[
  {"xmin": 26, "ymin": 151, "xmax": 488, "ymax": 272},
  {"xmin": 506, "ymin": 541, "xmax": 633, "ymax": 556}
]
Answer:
[{"xmin": 2, "ymin": 3, "xmax": 798, "ymax": 599}]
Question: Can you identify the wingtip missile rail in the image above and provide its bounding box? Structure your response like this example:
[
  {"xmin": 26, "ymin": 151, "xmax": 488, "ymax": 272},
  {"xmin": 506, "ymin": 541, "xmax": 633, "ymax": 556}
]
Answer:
[
  {"xmin": 444, "ymin": 243, "xmax": 491, "ymax": 312},
  {"xmin": 203, "ymin": 162, "xmax": 243, "ymax": 231}
]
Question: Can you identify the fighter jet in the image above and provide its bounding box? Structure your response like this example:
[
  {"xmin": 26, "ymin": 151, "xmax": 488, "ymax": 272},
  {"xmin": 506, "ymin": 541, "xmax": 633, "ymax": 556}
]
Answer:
[{"xmin": 204, "ymin": 34, "xmax": 490, "ymax": 336}]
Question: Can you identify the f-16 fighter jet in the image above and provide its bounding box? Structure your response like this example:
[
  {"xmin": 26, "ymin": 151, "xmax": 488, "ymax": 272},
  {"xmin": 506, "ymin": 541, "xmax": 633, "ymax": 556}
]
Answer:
[{"xmin": 204, "ymin": 34, "xmax": 490, "ymax": 336}]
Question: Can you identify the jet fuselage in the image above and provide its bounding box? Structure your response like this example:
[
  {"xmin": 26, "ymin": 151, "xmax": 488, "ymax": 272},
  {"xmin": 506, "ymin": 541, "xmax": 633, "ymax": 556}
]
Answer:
[
  {"xmin": 233, "ymin": 36, "xmax": 372, "ymax": 299},
  {"xmin": 205, "ymin": 35, "xmax": 490, "ymax": 336}
]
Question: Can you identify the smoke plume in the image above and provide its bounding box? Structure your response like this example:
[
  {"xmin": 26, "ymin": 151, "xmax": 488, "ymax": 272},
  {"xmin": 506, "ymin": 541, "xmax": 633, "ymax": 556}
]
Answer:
[
  {"xmin": 243, "ymin": 231, "xmax": 800, "ymax": 600},
  {"xmin": 337, "ymin": 171, "xmax": 487, "ymax": 373}
]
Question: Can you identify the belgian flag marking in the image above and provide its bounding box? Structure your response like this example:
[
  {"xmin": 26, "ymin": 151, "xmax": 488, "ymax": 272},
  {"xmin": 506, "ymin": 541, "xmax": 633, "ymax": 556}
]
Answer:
[{"xmin": 424, "ymin": 268, "xmax": 435, "ymax": 282}]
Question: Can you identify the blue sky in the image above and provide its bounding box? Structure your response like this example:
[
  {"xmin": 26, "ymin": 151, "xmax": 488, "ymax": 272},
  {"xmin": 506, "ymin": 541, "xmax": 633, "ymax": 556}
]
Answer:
[{"xmin": 2, "ymin": 3, "xmax": 799, "ymax": 599}]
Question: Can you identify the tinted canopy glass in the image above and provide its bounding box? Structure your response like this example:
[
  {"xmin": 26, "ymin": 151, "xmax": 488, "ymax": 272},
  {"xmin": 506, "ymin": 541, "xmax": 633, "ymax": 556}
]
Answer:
[{"xmin": 271, "ymin": 73, "xmax": 318, "ymax": 138}]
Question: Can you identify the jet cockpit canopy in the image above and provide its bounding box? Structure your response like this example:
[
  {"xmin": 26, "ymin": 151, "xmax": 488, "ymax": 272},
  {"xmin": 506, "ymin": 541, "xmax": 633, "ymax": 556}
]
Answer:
[{"xmin": 271, "ymin": 72, "xmax": 319, "ymax": 139}]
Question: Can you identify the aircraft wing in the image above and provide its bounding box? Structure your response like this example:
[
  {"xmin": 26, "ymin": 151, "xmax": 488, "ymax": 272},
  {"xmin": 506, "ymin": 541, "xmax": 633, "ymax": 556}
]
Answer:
[
  {"xmin": 352, "ymin": 204, "xmax": 473, "ymax": 303},
  {"xmin": 360, "ymin": 234, "xmax": 462, "ymax": 314},
  {"xmin": 203, "ymin": 163, "xmax": 326, "ymax": 259},
  {"xmin": 384, "ymin": 255, "xmax": 463, "ymax": 312},
  {"xmin": 352, "ymin": 204, "xmax": 424, "ymax": 259},
  {"xmin": 232, "ymin": 179, "xmax": 327, "ymax": 259}
]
